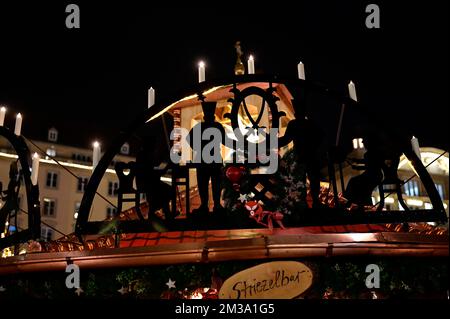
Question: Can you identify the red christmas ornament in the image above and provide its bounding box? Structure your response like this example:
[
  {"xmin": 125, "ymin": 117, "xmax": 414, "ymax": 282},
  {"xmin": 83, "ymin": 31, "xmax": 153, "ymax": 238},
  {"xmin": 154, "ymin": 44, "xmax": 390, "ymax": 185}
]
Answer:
[{"xmin": 226, "ymin": 166, "xmax": 243, "ymax": 183}]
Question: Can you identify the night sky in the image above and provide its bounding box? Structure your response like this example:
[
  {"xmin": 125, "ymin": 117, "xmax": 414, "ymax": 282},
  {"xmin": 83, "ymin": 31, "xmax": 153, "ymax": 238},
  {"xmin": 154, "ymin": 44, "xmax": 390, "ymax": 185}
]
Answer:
[{"xmin": 0, "ymin": 1, "xmax": 448, "ymax": 151}]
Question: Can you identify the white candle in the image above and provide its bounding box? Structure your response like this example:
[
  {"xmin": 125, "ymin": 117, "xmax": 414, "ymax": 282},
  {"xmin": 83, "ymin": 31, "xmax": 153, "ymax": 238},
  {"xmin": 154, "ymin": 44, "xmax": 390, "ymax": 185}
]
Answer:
[
  {"xmin": 0, "ymin": 107, "xmax": 6, "ymax": 126},
  {"xmin": 247, "ymin": 55, "xmax": 255, "ymax": 74},
  {"xmin": 148, "ymin": 87, "xmax": 155, "ymax": 108},
  {"xmin": 31, "ymin": 153, "xmax": 40, "ymax": 185},
  {"xmin": 411, "ymin": 136, "xmax": 421, "ymax": 159},
  {"xmin": 348, "ymin": 81, "xmax": 357, "ymax": 102},
  {"xmin": 198, "ymin": 61, "xmax": 205, "ymax": 83},
  {"xmin": 14, "ymin": 113, "xmax": 22, "ymax": 136},
  {"xmin": 92, "ymin": 141, "xmax": 101, "ymax": 169},
  {"xmin": 297, "ymin": 61, "xmax": 305, "ymax": 80}
]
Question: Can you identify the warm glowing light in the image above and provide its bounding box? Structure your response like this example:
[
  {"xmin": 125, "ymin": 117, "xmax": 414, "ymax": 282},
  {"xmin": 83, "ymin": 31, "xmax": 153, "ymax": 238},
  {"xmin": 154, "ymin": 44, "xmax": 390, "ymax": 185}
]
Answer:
[
  {"xmin": 0, "ymin": 150, "xmax": 129, "ymax": 174},
  {"xmin": 190, "ymin": 292, "xmax": 203, "ymax": 299},
  {"xmin": 14, "ymin": 113, "xmax": 23, "ymax": 136},
  {"xmin": 406, "ymin": 199, "xmax": 423, "ymax": 207},
  {"xmin": 146, "ymin": 85, "xmax": 226, "ymax": 123},
  {"xmin": 0, "ymin": 106, "xmax": 6, "ymax": 126},
  {"xmin": 347, "ymin": 233, "xmax": 375, "ymax": 242},
  {"xmin": 199, "ymin": 61, "xmax": 205, "ymax": 68},
  {"xmin": 93, "ymin": 141, "xmax": 100, "ymax": 148},
  {"xmin": 358, "ymin": 138, "xmax": 364, "ymax": 148}
]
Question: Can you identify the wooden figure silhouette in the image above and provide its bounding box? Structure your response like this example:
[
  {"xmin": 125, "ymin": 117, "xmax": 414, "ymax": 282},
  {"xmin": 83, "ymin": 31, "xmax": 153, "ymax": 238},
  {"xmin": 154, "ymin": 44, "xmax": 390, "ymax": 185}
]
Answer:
[
  {"xmin": 136, "ymin": 138, "xmax": 174, "ymax": 220},
  {"xmin": 0, "ymin": 161, "xmax": 21, "ymax": 231},
  {"xmin": 344, "ymin": 123, "xmax": 405, "ymax": 209},
  {"xmin": 279, "ymin": 95, "xmax": 323, "ymax": 208},
  {"xmin": 187, "ymin": 101, "xmax": 226, "ymax": 215}
]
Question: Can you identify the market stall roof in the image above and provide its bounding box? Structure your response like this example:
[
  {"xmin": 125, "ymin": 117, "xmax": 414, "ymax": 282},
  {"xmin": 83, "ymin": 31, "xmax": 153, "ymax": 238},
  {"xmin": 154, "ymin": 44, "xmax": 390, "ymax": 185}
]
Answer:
[{"xmin": 1, "ymin": 202, "xmax": 447, "ymax": 275}]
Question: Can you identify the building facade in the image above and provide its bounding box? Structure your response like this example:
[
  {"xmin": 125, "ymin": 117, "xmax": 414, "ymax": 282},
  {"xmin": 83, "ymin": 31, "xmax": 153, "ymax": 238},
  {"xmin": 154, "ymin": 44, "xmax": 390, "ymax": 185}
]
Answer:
[{"xmin": 0, "ymin": 128, "xmax": 135, "ymax": 240}]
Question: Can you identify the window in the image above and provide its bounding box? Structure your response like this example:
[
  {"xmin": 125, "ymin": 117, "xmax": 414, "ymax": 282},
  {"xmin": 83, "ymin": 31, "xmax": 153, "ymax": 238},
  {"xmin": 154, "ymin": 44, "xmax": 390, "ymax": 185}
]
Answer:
[
  {"xmin": 403, "ymin": 180, "xmax": 419, "ymax": 197},
  {"xmin": 72, "ymin": 153, "xmax": 90, "ymax": 163},
  {"xmin": 435, "ymin": 183, "xmax": 445, "ymax": 199},
  {"xmin": 352, "ymin": 138, "xmax": 364, "ymax": 149},
  {"xmin": 41, "ymin": 226, "xmax": 54, "ymax": 241},
  {"xmin": 108, "ymin": 181, "xmax": 119, "ymax": 196},
  {"xmin": 77, "ymin": 177, "xmax": 89, "ymax": 192},
  {"xmin": 120, "ymin": 143, "xmax": 130, "ymax": 155},
  {"xmin": 46, "ymin": 172, "xmax": 58, "ymax": 188},
  {"xmin": 48, "ymin": 128, "xmax": 58, "ymax": 142},
  {"xmin": 43, "ymin": 198, "xmax": 56, "ymax": 217},
  {"xmin": 106, "ymin": 207, "xmax": 117, "ymax": 219},
  {"xmin": 74, "ymin": 202, "xmax": 80, "ymax": 219}
]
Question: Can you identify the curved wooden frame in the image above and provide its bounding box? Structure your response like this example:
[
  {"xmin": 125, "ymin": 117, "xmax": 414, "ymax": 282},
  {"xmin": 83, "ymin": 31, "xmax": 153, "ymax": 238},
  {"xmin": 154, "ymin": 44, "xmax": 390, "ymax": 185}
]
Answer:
[
  {"xmin": 75, "ymin": 74, "xmax": 447, "ymax": 237},
  {"xmin": 0, "ymin": 126, "xmax": 40, "ymax": 249}
]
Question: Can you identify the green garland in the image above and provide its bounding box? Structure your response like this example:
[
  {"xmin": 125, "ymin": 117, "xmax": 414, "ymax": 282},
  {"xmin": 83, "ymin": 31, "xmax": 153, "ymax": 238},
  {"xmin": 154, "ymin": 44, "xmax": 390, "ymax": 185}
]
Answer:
[{"xmin": 0, "ymin": 258, "xmax": 447, "ymax": 299}]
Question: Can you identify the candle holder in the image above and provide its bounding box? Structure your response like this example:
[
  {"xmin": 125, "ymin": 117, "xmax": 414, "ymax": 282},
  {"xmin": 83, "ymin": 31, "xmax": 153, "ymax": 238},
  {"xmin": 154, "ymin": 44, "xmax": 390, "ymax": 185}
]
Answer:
[
  {"xmin": 0, "ymin": 126, "xmax": 41, "ymax": 250},
  {"xmin": 73, "ymin": 72, "xmax": 447, "ymax": 239}
]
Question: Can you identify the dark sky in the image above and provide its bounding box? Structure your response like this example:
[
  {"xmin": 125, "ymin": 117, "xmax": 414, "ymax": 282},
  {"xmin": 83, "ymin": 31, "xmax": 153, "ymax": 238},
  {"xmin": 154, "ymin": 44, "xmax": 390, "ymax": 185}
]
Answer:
[{"xmin": 0, "ymin": 1, "xmax": 448, "ymax": 151}]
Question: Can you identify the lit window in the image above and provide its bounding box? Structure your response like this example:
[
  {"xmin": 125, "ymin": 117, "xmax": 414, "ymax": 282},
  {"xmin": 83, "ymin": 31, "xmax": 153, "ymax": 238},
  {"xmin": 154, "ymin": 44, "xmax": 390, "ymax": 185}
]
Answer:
[
  {"xmin": 48, "ymin": 128, "xmax": 58, "ymax": 142},
  {"xmin": 108, "ymin": 181, "xmax": 119, "ymax": 196},
  {"xmin": 403, "ymin": 180, "xmax": 419, "ymax": 197},
  {"xmin": 43, "ymin": 198, "xmax": 56, "ymax": 217},
  {"xmin": 106, "ymin": 207, "xmax": 117, "ymax": 219},
  {"xmin": 435, "ymin": 183, "xmax": 445, "ymax": 199},
  {"xmin": 46, "ymin": 172, "xmax": 58, "ymax": 188},
  {"xmin": 352, "ymin": 138, "xmax": 364, "ymax": 149},
  {"xmin": 77, "ymin": 177, "xmax": 89, "ymax": 192}
]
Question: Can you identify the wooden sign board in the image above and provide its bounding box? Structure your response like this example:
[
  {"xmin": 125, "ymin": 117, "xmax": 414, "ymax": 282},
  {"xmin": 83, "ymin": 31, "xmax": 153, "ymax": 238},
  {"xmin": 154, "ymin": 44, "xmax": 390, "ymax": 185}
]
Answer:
[{"xmin": 219, "ymin": 261, "xmax": 313, "ymax": 299}]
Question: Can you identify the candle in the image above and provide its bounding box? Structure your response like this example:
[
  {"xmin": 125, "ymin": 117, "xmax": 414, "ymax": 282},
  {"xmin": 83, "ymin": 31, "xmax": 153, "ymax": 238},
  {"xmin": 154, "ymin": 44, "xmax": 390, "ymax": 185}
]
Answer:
[
  {"xmin": 148, "ymin": 87, "xmax": 155, "ymax": 108},
  {"xmin": 348, "ymin": 81, "xmax": 357, "ymax": 102},
  {"xmin": 31, "ymin": 153, "xmax": 40, "ymax": 185},
  {"xmin": 0, "ymin": 107, "xmax": 6, "ymax": 126},
  {"xmin": 14, "ymin": 113, "xmax": 22, "ymax": 136},
  {"xmin": 411, "ymin": 136, "xmax": 421, "ymax": 159},
  {"xmin": 92, "ymin": 141, "xmax": 101, "ymax": 169},
  {"xmin": 297, "ymin": 61, "xmax": 305, "ymax": 80},
  {"xmin": 198, "ymin": 61, "xmax": 205, "ymax": 83},
  {"xmin": 247, "ymin": 55, "xmax": 255, "ymax": 74}
]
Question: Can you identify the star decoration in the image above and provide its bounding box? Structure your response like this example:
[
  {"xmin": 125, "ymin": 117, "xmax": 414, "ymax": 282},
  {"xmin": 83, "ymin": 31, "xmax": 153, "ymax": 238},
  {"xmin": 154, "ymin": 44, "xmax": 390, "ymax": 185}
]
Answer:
[
  {"xmin": 238, "ymin": 194, "xmax": 247, "ymax": 203},
  {"xmin": 166, "ymin": 278, "xmax": 176, "ymax": 289},
  {"xmin": 74, "ymin": 287, "xmax": 83, "ymax": 296},
  {"xmin": 118, "ymin": 286, "xmax": 129, "ymax": 295}
]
